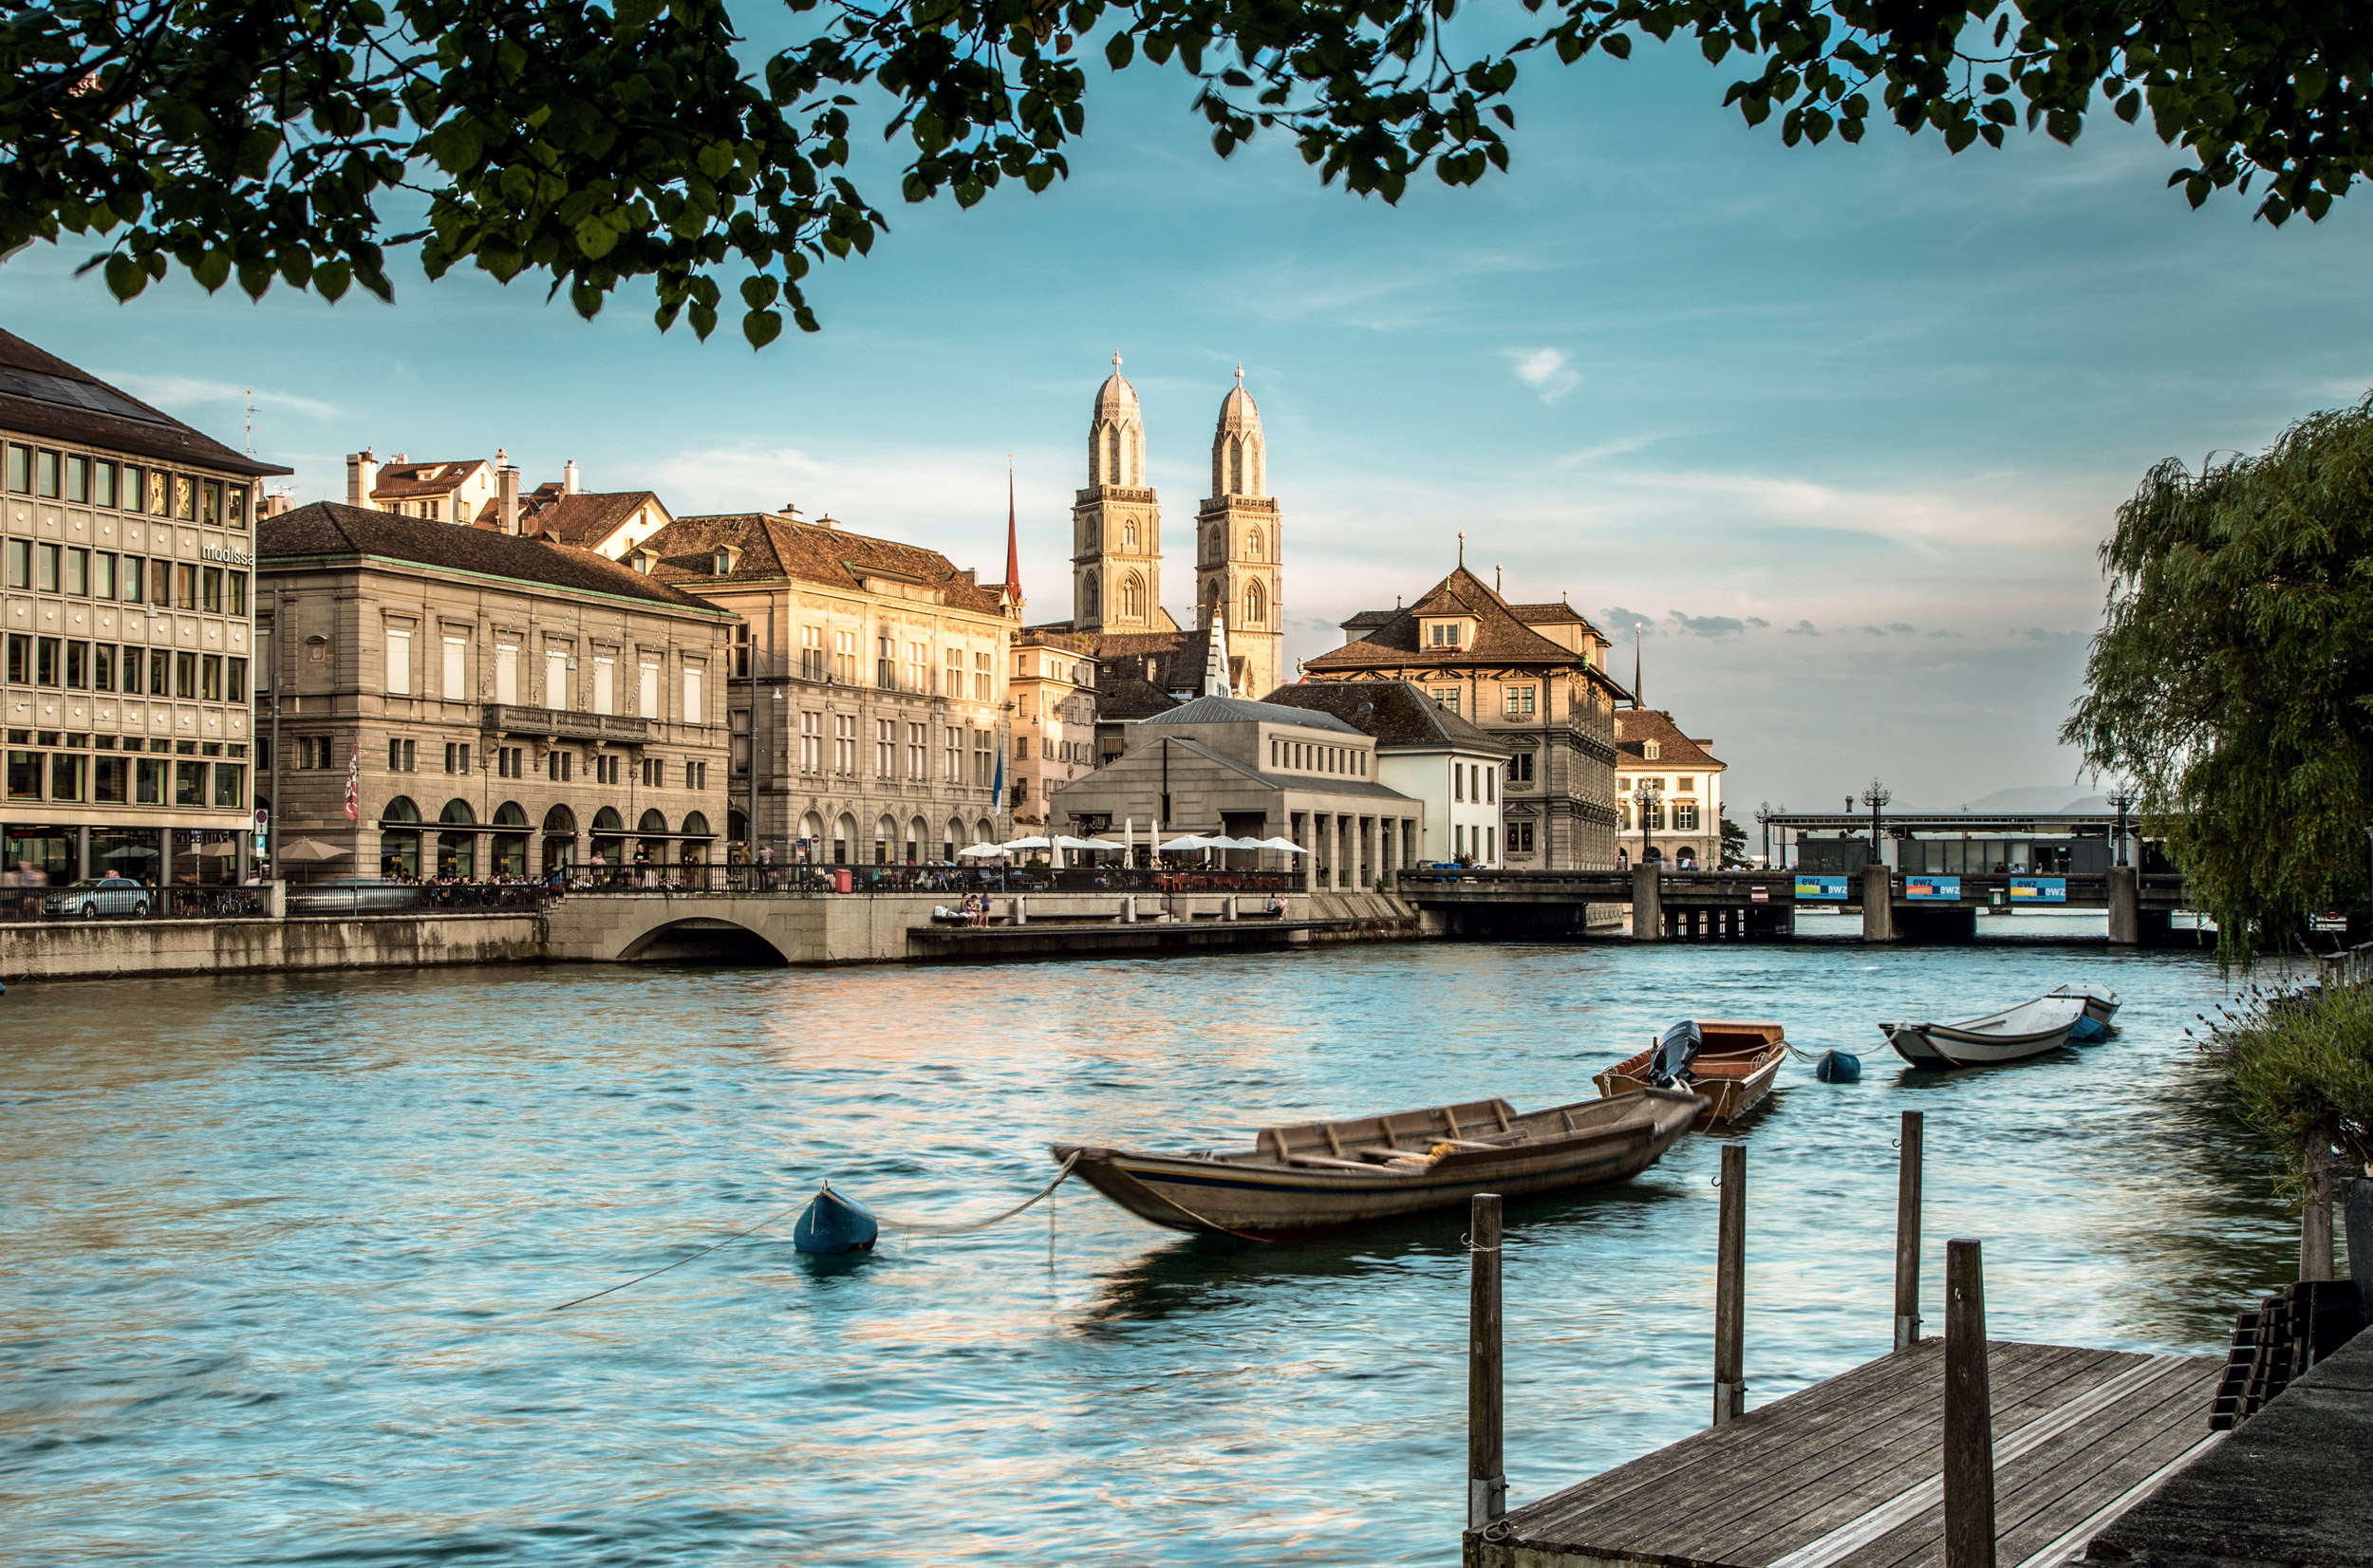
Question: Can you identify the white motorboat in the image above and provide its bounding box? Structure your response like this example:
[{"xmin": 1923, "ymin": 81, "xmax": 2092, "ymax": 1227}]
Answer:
[
  {"xmin": 2046, "ymin": 982, "xmax": 2121, "ymax": 1027},
  {"xmin": 1878, "ymin": 994, "xmax": 2091, "ymax": 1068}
]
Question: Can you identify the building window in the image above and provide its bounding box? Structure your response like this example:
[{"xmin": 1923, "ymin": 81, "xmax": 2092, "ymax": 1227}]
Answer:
[
  {"xmin": 682, "ymin": 663, "xmax": 702, "ymax": 725},
  {"xmin": 834, "ymin": 714, "xmax": 856, "ymax": 774},
  {"xmin": 1507, "ymin": 751, "xmax": 1535, "ymax": 783},
  {"xmin": 36, "ymin": 543, "xmax": 60, "ymax": 592},
  {"xmin": 1675, "ymin": 802, "xmax": 1701, "ymax": 831},
  {"xmin": 385, "ymin": 626, "xmax": 413, "ymax": 695},
  {"xmin": 973, "ymin": 731, "xmax": 993, "ymax": 786},
  {"xmin": 214, "ymin": 763, "xmax": 245, "ymax": 809},
  {"xmin": 944, "ymin": 725, "xmax": 961, "ymax": 781},
  {"xmin": 973, "ymin": 650, "xmax": 992, "ymax": 701},
  {"xmin": 3, "ymin": 539, "xmax": 26, "ymax": 589},
  {"xmin": 1485, "ymin": 766, "xmax": 1495, "ymax": 804},
  {"xmin": 1429, "ymin": 622, "xmax": 1462, "ymax": 646},
  {"xmin": 174, "ymin": 760, "xmax": 207, "ymax": 806},
  {"xmin": 1506, "ymin": 821, "xmax": 1535, "ymax": 854},
  {"xmin": 800, "ymin": 711, "xmax": 821, "ymax": 772},
  {"xmin": 1429, "ymin": 687, "xmax": 1460, "ymax": 715},
  {"xmin": 388, "ymin": 737, "xmax": 417, "ymax": 772},
  {"xmin": 1643, "ymin": 739, "xmax": 1660, "ymax": 759},
  {"xmin": 92, "ymin": 756, "xmax": 128, "ymax": 803},
  {"xmin": 547, "ymin": 750, "xmax": 573, "ymax": 782},
  {"xmin": 444, "ymin": 741, "xmax": 471, "ymax": 774},
  {"xmin": 834, "ymin": 629, "xmax": 857, "ymax": 684},
  {"xmin": 688, "ymin": 761, "xmax": 707, "ymax": 791},
  {"xmin": 593, "ymin": 655, "xmax": 615, "ymax": 715},
  {"xmin": 907, "ymin": 721, "xmax": 926, "ymax": 780},
  {"xmin": 640, "ymin": 756, "xmax": 663, "ymax": 787},
  {"xmin": 1504, "ymin": 686, "xmax": 1536, "ymax": 717},
  {"xmin": 4, "ymin": 443, "xmax": 26, "ymax": 494},
  {"xmin": 801, "ymin": 625, "xmax": 824, "ymax": 681},
  {"xmin": 546, "ymin": 645, "xmax": 570, "ymax": 708},
  {"xmin": 906, "ymin": 642, "xmax": 927, "ymax": 693},
  {"xmin": 495, "ymin": 644, "xmax": 519, "ymax": 704},
  {"xmin": 1454, "ymin": 765, "xmax": 1465, "ymax": 803},
  {"xmin": 47, "ymin": 752, "xmax": 84, "ymax": 803},
  {"xmin": 174, "ymin": 651, "xmax": 197, "ymax": 699},
  {"xmin": 1676, "ymin": 775, "xmax": 1695, "ymax": 792},
  {"xmin": 638, "ymin": 659, "xmax": 660, "ymax": 718},
  {"xmin": 875, "ymin": 718, "xmax": 895, "ymax": 776},
  {"xmin": 200, "ymin": 654, "xmax": 222, "ymax": 700}
]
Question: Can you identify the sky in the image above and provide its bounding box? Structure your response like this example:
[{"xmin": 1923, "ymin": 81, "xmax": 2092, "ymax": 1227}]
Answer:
[{"xmin": 8, "ymin": 35, "xmax": 2372, "ymax": 816}]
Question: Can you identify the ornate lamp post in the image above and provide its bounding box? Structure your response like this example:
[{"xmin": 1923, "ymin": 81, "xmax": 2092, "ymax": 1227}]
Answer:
[
  {"xmin": 1755, "ymin": 801, "xmax": 1771, "ymax": 868},
  {"xmin": 2106, "ymin": 785, "xmax": 2136, "ymax": 869},
  {"xmin": 1634, "ymin": 777, "xmax": 1664, "ymax": 868},
  {"xmin": 1861, "ymin": 778, "xmax": 1891, "ymax": 861}
]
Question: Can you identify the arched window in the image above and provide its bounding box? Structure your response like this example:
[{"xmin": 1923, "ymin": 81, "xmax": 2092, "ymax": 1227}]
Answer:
[
  {"xmin": 682, "ymin": 812, "xmax": 710, "ymax": 837},
  {"xmin": 833, "ymin": 812, "xmax": 857, "ymax": 863},
  {"xmin": 1123, "ymin": 520, "xmax": 1137, "ymax": 551},
  {"xmin": 1227, "ymin": 436, "xmax": 1243, "ymax": 495},
  {"xmin": 439, "ymin": 798, "xmax": 475, "ymax": 826},
  {"xmin": 1206, "ymin": 524, "xmax": 1221, "ymax": 563},
  {"xmin": 637, "ymin": 808, "xmax": 668, "ymax": 834},
  {"xmin": 380, "ymin": 794, "xmax": 421, "ymax": 881},
  {"xmin": 1120, "ymin": 574, "xmax": 1144, "ymax": 621},
  {"xmin": 945, "ymin": 815, "xmax": 965, "ymax": 860},
  {"xmin": 383, "ymin": 795, "xmax": 420, "ymax": 824},
  {"xmin": 591, "ymin": 806, "xmax": 625, "ymax": 833},
  {"xmin": 1247, "ymin": 529, "xmax": 1264, "ymax": 561},
  {"xmin": 976, "ymin": 816, "xmax": 996, "ymax": 846},
  {"xmin": 906, "ymin": 814, "xmax": 926, "ymax": 864},
  {"xmin": 1104, "ymin": 425, "xmax": 1119, "ymax": 485},
  {"xmin": 541, "ymin": 804, "xmax": 574, "ymax": 833},
  {"xmin": 1080, "ymin": 570, "xmax": 1099, "ymax": 621},
  {"xmin": 799, "ymin": 810, "xmax": 825, "ymax": 845},
  {"xmin": 1244, "ymin": 578, "xmax": 1266, "ymax": 627},
  {"xmin": 873, "ymin": 812, "xmax": 898, "ymax": 865}
]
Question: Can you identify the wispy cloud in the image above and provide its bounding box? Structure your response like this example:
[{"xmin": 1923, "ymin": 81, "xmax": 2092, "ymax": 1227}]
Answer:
[
  {"xmin": 1786, "ymin": 620, "xmax": 1822, "ymax": 636},
  {"xmin": 1505, "ymin": 347, "xmax": 1580, "ymax": 404},
  {"xmin": 1669, "ymin": 610, "xmax": 1748, "ymax": 637},
  {"xmin": 103, "ymin": 372, "xmax": 338, "ymax": 421},
  {"xmin": 1599, "ymin": 605, "xmax": 1657, "ymax": 634}
]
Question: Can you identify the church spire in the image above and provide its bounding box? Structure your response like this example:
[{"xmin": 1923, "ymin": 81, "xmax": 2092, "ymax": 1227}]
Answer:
[
  {"xmin": 1003, "ymin": 457, "xmax": 1020, "ymax": 603},
  {"xmin": 1205, "ymin": 604, "xmax": 1233, "ymax": 699}
]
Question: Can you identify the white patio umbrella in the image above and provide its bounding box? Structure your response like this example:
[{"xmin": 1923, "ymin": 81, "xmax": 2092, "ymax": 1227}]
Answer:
[
  {"xmin": 1054, "ymin": 835, "xmax": 1105, "ymax": 851},
  {"xmin": 1000, "ymin": 835, "xmax": 1053, "ymax": 851},
  {"xmin": 957, "ymin": 843, "xmax": 1008, "ymax": 858},
  {"xmin": 1158, "ymin": 834, "xmax": 1223, "ymax": 851},
  {"xmin": 1254, "ymin": 837, "xmax": 1310, "ymax": 853}
]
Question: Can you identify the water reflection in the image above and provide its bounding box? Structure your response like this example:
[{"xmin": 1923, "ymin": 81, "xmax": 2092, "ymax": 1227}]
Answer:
[{"xmin": 0, "ymin": 942, "xmax": 2300, "ymax": 1567}]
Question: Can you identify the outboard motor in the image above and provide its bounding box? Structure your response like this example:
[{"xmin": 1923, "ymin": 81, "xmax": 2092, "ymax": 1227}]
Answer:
[{"xmin": 1647, "ymin": 1019, "xmax": 1702, "ymax": 1089}]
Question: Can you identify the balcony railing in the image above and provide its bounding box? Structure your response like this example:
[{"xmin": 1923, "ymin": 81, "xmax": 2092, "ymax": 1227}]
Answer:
[{"xmin": 482, "ymin": 704, "xmax": 650, "ymax": 742}]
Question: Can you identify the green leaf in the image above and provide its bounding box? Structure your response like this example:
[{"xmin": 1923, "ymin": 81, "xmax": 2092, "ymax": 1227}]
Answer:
[
  {"xmin": 103, "ymin": 252, "xmax": 147, "ymax": 301},
  {"xmin": 742, "ymin": 308, "xmax": 783, "ymax": 348}
]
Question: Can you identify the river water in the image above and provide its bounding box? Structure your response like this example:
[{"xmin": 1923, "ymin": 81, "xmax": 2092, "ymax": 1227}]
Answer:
[{"xmin": 0, "ymin": 937, "xmax": 2305, "ymax": 1565}]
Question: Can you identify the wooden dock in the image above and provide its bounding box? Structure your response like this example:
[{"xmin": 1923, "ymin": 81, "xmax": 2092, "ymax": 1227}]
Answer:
[{"xmin": 1467, "ymin": 1338, "xmax": 2223, "ymax": 1568}]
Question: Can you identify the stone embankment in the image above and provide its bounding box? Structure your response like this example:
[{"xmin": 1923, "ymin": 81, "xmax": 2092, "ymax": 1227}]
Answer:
[{"xmin": 0, "ymin": 888, "xmax": 1421, "ymax": 985}]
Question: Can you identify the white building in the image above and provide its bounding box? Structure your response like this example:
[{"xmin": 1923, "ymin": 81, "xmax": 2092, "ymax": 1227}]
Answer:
[
  {"xmin": 1613, "ymin": 708, "xmax": 1728, "ymax": 868},
  {"xmin": 1258, "ymin": 680, "xmax": 1510, "ymax": 867}
]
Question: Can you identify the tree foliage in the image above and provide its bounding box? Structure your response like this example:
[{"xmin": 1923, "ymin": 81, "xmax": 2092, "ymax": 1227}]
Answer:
[
  {"xmin": 5, "ymin": 0, "xmax": 2370, "ymax": 343},
  {"xmin": 2195, "ymin": 981, "xmax": 2373, "ymax": 1194},
  {"xmin": 2063, "ymin": 396, "xmax": 2373, "ymax": 964}
]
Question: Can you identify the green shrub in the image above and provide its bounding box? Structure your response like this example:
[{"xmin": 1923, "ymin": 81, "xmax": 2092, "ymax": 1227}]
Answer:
[{"xmin": 2197, "ymin": 980, "xmax": 2373, "ymax": 1204}]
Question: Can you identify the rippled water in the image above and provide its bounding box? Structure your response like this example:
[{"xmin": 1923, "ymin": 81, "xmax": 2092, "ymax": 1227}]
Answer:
[{"xmin": 0, "ymin": 937, "xmax": 2305, "ymax": 1565}]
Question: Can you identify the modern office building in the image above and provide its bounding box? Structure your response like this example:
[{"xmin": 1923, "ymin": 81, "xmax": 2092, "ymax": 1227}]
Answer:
[{"xmin": 1, "ymin": 329, "xmax": 290, "ymax": 887}]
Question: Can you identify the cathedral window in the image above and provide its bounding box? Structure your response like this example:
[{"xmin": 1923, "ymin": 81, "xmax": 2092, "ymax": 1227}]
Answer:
[
  {"xmin": 1103, "ymin": 425, "xmax": 1119, "ymax": 484},
  {"xmin": 1124, "ymin": 520, "xmax": 1137, "ymax": 550},
  {"xmin": 1227, "ymin": 437, "xmax": 1243, "ymax": 495},
  {"xmin": 1244, "ymin": 579, "xmax": 1265, "ymax": 626},
  {"xmin": 1248, "ymin": 530, "xmax": 1263, "ymax": 561},
  {"xmin": 1121, "ymin": 574, "xmax": 1145, "ymax": 621},
  {"xmin": 1081, "ymin": 570, "xmax": 1099, "ymax": 620}
]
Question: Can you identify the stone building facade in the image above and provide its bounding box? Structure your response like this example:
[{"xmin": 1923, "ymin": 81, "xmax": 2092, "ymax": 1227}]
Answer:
[
  {"xmin": 256, "ymin": 503, "xmax": 736, "ymax": 879},
  {"xmin": 1259, "ymin": 679, "xmax": 1512, "ymax": 868},
  {"xmin": 1008, "ymin": 626, "xmax": 1097, "ymax": 827},
  {"xmin": 633, "ymin": 509, "xmax": 1017, "ymax": 864},
  {"xmin": 1613, "ymin": 708, "xmax": 1728, "ymax": 869},
  {"xmin": 1302, "ymin": 567, "xmax": 1628, "ymax": 871},
  {"xmin": 2, "ymin": 328, "xmax": 289, "ymax": 887}
]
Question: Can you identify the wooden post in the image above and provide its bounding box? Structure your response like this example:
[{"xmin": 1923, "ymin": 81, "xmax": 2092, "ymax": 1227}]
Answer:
[
  {"xmin": 1713, "ymin": 1143, "xmax": 1746, "ymax": 1426},
  {"xmin": 1943, "ymin": 1238, "xmax": 1997, "ymax": 1568},
  {"xmin": 2301, "ymin": 1134, "xmax": 2334, "ymax": 1282},
  {"xmin": 1895, "ymin": 1110, "xmax": 1924, "ymax": 1352},
  {"xmin": 1468, "ymin": 1193, "xmax": 1506, "ymax": 1528}
]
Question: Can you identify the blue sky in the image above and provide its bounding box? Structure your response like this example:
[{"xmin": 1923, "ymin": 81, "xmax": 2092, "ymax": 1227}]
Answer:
[{"xmin": 8, "ymin": 38, "xmax": 2371, "ymax": 815}]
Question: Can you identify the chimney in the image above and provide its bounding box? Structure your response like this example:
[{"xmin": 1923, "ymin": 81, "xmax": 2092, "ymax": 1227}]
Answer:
[
  {"xmin": 816, "ymin": 513, "xmax": 835, "ymax": 532},
  {"xmin": 563, "ymin": 459, "xmax": 580, "ymax": 495},
  {"xmin": 779, "ymin": 501, "xmax": 803, "ymax": 523},
  {"xmin": 498, "ymin": 465, "xmax": 520, "ymax": 535},
  {"xmin": 346, "ymin": 448, "xmax": 378, "ymax": 507}
]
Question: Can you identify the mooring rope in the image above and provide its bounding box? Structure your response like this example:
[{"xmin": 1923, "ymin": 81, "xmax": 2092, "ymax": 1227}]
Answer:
[
  {"xmin": 545, "ymin": 1154, "xmax": 1085, "ymax": 1311},
  {"xmin": 871, "ymin": 1152, "xmax": 1080, "ymax": 1233}
]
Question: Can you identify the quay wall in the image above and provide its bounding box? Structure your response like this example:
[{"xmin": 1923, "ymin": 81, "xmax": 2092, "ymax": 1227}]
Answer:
[
  {"xmin": 0, "ymin": 913, "xmax": 547, "ymax": 984},
  {"xmin": 2, "ymin": 890, "xmax": 1424, "ymax": 984}
]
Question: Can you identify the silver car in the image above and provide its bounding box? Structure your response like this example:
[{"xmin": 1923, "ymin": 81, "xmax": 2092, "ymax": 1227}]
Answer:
[{"xmin": 42, "ymin": 875, "xmax": 152, "ymax": 919}]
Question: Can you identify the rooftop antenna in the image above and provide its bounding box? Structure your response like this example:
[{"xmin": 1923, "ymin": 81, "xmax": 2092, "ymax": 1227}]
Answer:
[
  {"xmin": 243, "ymin": 388, "xmax": 254, "ymax": 457},
  {"xmin": 1634, "ymin": 627, "xmax": 1642, "ymax": 707}
]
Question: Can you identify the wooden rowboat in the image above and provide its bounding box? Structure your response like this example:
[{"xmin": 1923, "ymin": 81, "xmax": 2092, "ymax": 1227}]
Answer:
[
  {"xmin": 1051, "ymin": 1088, "xmax": 1705, "ymax": 1241},
  {"xmin": 1593, "ymin": 1019, "xmax": 1789, "ymax": 1127},
  {"xmin": 1879, "ymin": 993, "xmax": 2089, "ymax": 1068}
]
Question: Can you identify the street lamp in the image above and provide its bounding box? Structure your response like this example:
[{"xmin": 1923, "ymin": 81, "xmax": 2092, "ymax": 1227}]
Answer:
[
  {"xmin": 1861, "ymin": 778, "xmax": 1891, "ymax": 861},
  {"xmin": 2106, "ymin": 785, "xmax": 2136, "ymax": 869},
  {"xmin": 1755, "ymin": 800, "xmax": 1770, "ymax": 868},
  {"xmin": 1633, "ymin": 777, "xmax": 1664, "ymax": 868}
]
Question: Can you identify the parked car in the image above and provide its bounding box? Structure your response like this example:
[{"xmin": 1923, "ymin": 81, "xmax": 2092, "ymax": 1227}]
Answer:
[
  {"xmin": 42, "ymin": 875, "xmax": 152, "ymax": 919},
  {"xmin": 282, "ymin": 878, "xmax": 429, "ymax": 915}
]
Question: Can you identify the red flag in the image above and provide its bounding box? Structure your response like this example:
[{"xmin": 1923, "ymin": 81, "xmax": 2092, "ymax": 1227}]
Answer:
[{"xmin": 343, "ymin": 744, "xmax": 360, "ymax": 822}]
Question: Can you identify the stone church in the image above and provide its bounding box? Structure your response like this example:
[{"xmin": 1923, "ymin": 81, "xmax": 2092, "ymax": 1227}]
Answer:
[{"xmin": 1040, "ymin": 358, "xmax": 1285, "ymax": 718}]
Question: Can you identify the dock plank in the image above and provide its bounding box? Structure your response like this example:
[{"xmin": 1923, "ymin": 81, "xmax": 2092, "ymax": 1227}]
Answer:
[{"xmin": 1471, "ymin": 1342, "xmax": 2221, "ymax": 1568}]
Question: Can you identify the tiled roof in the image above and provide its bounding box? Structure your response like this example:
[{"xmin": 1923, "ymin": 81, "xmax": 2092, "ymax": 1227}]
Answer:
[
  {"xmin": 1149, "ymin": 737, "xmax": 1414, "ymax": 803},
  {"xmin": 638, "ymin": 512, "xmax": 1011, "ymax": 615},
  {"xmin": 1256, "ymin": 679, "xmax": 1511, "ymax": 754},
  {"xmin": 1304, "ymin": 568, "xmax": 1624, "ymax": 690},
  {"xmin": 1339, "ymin": 609, "xmax": 1397, "ymax": 634},
  {"xmin": 1612, "ymin": 708, "xmax": 1725, "ymax": 771},
  {"xmin": 372, "ymin": 458, "xmax": 487, "ymax": 498},
  {"xmin": 1140, "ymin": 692, "xmax": 1364, "ymax": 734},
  {"xmin": 521, "ymin": 491, "xmax": 663, "ymax": 550},
  {"xmin": 259, "ymin": 502, "xmax": 731, "ymax": 613},
  {"xmin": 1093, "ymin": 672, "xmax": 1182, "ymax": 722},
  {"xmin": 1508, "ymin": 601, "xmax": 1610, "ymax": 643},
  {"xmin": 0, "ymin": 328, "xmax": 292, "ymax": 478}
]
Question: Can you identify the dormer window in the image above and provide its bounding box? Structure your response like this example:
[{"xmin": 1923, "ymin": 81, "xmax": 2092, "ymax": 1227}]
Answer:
[
  {"xmin": 1643, "ymin": 740, "xmax": 1660, "ymax": 759},
  {"xmin": 713, "ymin": 548, "xmax": 734, "ymax": 575},
  {"xmin": 627, "ymin": 550, "xmax": 650, "ymax": 574},
  {"xmin": 1427, "ymin": 621, "xmax": 1465, "ymax": 648}
]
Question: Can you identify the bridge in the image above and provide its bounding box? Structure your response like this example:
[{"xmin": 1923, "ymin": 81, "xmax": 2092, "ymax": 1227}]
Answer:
[{"xmin": 1397, "ymin": 864, "xmax": 2199, "ymax": 944}]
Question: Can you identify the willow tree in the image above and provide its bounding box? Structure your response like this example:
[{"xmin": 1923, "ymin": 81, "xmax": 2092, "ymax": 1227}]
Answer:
[{"xmin": 2063, "ymin": 398, "xmax": 2373, "ymax": 963}]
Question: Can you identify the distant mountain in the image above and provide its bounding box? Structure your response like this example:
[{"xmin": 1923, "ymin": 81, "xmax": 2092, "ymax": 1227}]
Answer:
[{"xmin": 1939, "ymin": 786, "xmax": 2103, "ymax": 814}]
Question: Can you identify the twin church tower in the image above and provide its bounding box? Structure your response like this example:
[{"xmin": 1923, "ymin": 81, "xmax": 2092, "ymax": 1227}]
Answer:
[{"xmin": 1066, "ymin": 357, "xmax": 1283, "ymax": 700}]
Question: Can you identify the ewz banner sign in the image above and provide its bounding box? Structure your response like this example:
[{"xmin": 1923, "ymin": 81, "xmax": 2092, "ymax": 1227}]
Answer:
[
  {"xmin": 1905, "ymin": 876, "xmax": 1961, "ymax": 901},
  {"xmin": 2009, "ymin": 877, "xmax": 2067, "ymax": 904},
  {"xmin": 1794, "ymin": 875, "xmax": 1849, "ymax": 902}
]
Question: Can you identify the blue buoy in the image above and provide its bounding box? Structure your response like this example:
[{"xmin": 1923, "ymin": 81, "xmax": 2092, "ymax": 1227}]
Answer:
[
  {"xmin": 2070, "ymin": 1015, "xmax": 2107, "ymax": 1044},
  {"xmin": 1813, "ymin": 1049, "xmax": 1862, "ymax": 1083},
  {"xmin": 792, "ymin": 1184, "xmax": 879, "ymax": 1254}
]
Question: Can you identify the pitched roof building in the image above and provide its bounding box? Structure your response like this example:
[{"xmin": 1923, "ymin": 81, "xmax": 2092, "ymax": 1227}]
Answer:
[
  {"xmin": 628, "ymin": 508, "xmax": 1018, "ymax": 865},
  {"xmin": 1259, "ymin": 679, "xmax": 1512, "ymax": 866},
  {"xmin": 1613, "ymin": 707, "xmax": 1728, "ymax": 869},
  {"xmin": 1301, "ymin": 565, "xmax": 1629, "ymax": 870}
]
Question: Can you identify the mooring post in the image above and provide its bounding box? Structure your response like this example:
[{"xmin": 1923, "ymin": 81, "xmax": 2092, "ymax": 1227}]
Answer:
[
  {"xmin": 1631, "ymin": 862, "xmax": 1662, "ymax": 943},
  {"xmin": 1943, "ymin": 1238, "xmax": 1997, "ymax": 1568},
  {"xmin": 1713, "ymin": 1143, "xmax": 1746, "ymax": 1426},
  {"xmin": 1895, "ymin": 1110, "xmax": 1925, "ymax": 1352},
  {"xmin": 2301, "ymin": 1134, "xmax": 2334, "ymax": 1282},
  {"xmin": 1468, "ymin": 1192, "xmax": 1505, "ymax": 1529}
]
